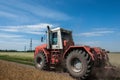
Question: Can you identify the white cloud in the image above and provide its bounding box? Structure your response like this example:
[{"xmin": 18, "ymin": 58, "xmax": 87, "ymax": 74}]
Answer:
[
  {"xmin": 80, "ymin": 32, "xmax": 102, "ymax": 37},
  {"xmin": 0, "ymin": 33, "xmax": 23, "ymax": 38},
  {"xmin": 25, "ymin": 31, "xmax": 44, "ymax": 35},
  {"xmin": 0, "ymin": 23, "xmax": 54, "ymax": 50},
  {"xmin": 82, "ymin": 41, "xmax": 101, "ymax": 46},
  {"xmin": 0, "ymin": 0, "xmax": 71, "ymax": 21},
  {"xmin": 0, "ymin": 11, "xmax": 18, "ymax": 18},
  {"xmin": 75, "ymin": 41, "xmax": 101, "ymax": 47},
  {"xmin": 76, "ymin": 30, "xmax": 114, "ymax": 37},
  {"xmin": 93, "ymin": 28, "xmax": 109, "ymax": 31},
  {"xmin": 0, "ymin": 23, "xmax": 53, "ymax": 35},
  {"xmin": 0, "ymin": 28, "xmax": 18, "ymax": 32},
  {"xmin": 19, "ymin": 2, "xmax": 71, "ymax": 20}
]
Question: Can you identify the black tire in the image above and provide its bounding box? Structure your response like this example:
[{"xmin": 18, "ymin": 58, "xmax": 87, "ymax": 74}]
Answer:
[
  {"xmin": 34, "ymin": 52, "xmax": 48, "ymax": 70},
  {"xmin": 66, "ymin": 49, "xmax": 92, "ymax": 80}
]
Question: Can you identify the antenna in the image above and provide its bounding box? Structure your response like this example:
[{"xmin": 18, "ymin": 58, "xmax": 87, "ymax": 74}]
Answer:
[{"xmin": 30, "ymin": 38, "xmax": 32, "ymax": 51}]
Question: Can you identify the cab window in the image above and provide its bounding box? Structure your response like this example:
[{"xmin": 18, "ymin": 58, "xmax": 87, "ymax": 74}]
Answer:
[
  {"xmin": 52, "ymin": 32, "xmax": 57, "ymax": 45},
  {"xmin": 61, "ymin": 32, "xmax": 71, "ymax": 40}
]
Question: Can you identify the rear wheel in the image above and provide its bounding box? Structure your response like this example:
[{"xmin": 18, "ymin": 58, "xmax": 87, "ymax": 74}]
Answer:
[
  {"xmin": 66, "ymin": 50, "xmax": 92, "ymax": 80},
  {"xmin": 34, "ymin": 52, "xmax": 48, "ymax": 70}
]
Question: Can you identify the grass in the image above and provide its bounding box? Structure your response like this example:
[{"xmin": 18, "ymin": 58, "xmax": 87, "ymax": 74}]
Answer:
[
  {"xmin": 0, "ymin": 52, "xmax": 120, "ymax": 66},
  {"xmin": 0, "ymin": 52, "xmax": 34, "ymax": 65}
]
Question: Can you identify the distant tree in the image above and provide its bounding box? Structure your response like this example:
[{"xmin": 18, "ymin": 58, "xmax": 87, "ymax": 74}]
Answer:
[
  {"xmin": 27, "ymin": 50, "xmax": 35, "ymax": 52},
  {"xmin": 0, "ymin": 49, "xmax": 18, "ymax": 52}
]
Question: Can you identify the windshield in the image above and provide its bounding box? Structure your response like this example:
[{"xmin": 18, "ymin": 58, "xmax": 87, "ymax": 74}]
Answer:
[
  {"xmin": 52, "ymin": 32, "xmax": 57, "ymax": 45},
  {"xmin": 61, "ymin": 32, "xmax": 72, "ymax": 41}
]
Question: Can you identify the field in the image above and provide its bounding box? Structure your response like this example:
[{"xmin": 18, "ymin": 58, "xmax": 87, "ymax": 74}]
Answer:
[
  {"xmin": 108, "ymin": 53, "xmax": 120, "ymax": 66},
  {"xmin": 0, "ymin": 60, "xmax": 73, "ymax": 80},
  {"xmin": 0, "ymin": 52, "xmax": 34, "ymax": 65},
  {"xmin": 0, "ymin": 52, "xmax": 120, "ymax": 66},
  {"xmin": 0, "ymin": 52, "xmax": 74, "ymax": 80},
  {"xmin": 0, "ymin": 52, "xmax": 120, "ymax": 80}
]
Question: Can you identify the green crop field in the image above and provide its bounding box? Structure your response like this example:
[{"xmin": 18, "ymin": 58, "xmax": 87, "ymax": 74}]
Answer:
[
  {"xmin": 0, "ymin": 52, "xmax": 120, "ymax": 66},
  {"xmin": 0, "ymin": 52, "xmax": 34, "ymax": 65}
]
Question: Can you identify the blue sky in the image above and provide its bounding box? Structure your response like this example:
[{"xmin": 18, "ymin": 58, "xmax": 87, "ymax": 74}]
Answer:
[{"xmin": 0, "ymin": 0, "xmax": 120, "ymax": 52}]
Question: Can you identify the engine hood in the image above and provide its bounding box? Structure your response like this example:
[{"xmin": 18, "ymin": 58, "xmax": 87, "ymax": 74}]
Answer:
[{"xmin": 35, "ymin": 44, "xmax": 47, "ymax": 50}]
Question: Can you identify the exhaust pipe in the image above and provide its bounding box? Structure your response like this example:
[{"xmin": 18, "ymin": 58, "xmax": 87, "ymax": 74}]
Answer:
[{"xmin": 47, "ymin": 26, "xmax": 51, "ymax": 49}]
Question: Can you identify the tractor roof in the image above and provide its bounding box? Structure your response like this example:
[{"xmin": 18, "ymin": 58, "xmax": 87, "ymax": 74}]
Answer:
[{"xmin": 51, "ymin": 27, "xmax": 72, "ymax": 33}]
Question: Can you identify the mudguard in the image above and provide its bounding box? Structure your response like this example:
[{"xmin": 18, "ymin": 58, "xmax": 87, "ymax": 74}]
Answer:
[
  {"xmin": 34, "ymin": 44, "xmax": 50, "ymax": 62},
  {"xmin": 63, "ymin": 46, "xmax": 95, "ymax": 61}
]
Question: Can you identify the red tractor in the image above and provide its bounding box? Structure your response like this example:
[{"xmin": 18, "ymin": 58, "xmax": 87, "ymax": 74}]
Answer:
[{"xmin": 34, "ymin": 26, "xmax": 109, "ymax": 80}]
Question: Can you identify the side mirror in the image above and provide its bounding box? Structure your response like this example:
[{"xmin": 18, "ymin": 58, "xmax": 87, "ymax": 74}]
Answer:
[{"xmin": 41, "ymin": 37, "xmax": 44, "ymax": 42}]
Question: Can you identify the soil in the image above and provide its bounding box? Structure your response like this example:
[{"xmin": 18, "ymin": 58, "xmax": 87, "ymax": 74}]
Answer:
[
  {"xmin": 89, "ymin": 66, "xmax": 120, "ymax": 80},
  {"xmin": 0, "ymin": 60, "xmax": 120, "ymax": 80},
  {"xmin": 0, "ymin": 60, "xmax": 74, "ymax": 80}
]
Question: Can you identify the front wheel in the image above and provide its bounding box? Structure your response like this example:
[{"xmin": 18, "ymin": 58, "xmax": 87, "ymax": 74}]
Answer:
[
  {"xmin": 66, "ymin": 50, "xmax": 93, "ymax": 80},
  {"xmin": 34, "ymin": 52, "xmax": 48, "ymax": 70}
]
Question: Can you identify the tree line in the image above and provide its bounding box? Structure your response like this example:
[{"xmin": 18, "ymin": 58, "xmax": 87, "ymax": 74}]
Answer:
[{"xmin": 0, "ymin": 49, "xmax": 34, "ymax": 52}]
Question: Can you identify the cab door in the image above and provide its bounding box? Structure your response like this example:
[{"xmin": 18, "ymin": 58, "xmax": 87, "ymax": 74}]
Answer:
[{"xmin": 51, "ymin": 30, "xmax": 63, "ymax": 49}]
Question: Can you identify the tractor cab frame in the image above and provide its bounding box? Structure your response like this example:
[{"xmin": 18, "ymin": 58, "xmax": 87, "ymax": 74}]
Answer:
[{"xmin": 47, "ymin": 27, "xmax": 73, "ymax": 50}]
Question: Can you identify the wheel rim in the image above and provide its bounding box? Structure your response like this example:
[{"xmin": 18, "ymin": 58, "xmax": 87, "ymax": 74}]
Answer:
[
  {"xmin": 37, "ymin": 57, "xmax": 43, "ymax": 67},
  {"xmin": 71, "ymin": 58, "xmax": 82, "ymax": 72}
]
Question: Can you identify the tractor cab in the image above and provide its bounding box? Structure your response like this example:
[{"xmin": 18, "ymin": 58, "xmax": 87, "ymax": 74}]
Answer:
[{"xmin": 47, "ymin": 26, "xmax": 74, "ymax": 50}]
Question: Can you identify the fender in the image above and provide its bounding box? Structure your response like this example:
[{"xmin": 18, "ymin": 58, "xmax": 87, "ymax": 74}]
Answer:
[
  {"xmin": 34, "ymin": 44, "xmax": 50, "ymax": 62},
  {"xmin": 63, "ymin": 46, "xmax": 95, "ymax": 61}
]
